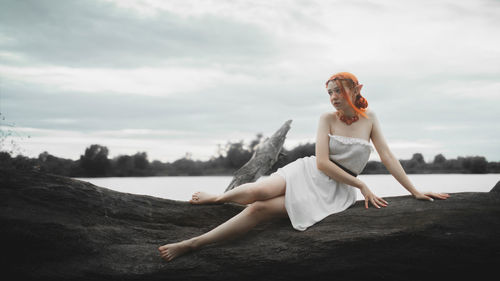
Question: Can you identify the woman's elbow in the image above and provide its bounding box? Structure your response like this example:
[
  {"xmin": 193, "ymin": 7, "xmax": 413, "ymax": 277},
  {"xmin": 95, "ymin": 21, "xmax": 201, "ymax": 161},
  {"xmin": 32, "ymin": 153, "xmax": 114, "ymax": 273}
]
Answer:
[
  {"xmin": 381, "ymin": 151, "xmax": 395, "ymax": 163},
  {"xmin": 316, "ymin": 159, "xmax": 327, "ymax": 171}
]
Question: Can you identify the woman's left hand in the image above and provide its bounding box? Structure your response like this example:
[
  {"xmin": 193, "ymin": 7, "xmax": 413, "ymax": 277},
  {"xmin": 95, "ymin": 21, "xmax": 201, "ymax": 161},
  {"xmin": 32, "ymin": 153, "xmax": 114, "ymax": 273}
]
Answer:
[
  {"xmin": 360, "ymin": 184, "xmax": 388, "ymax": 209},
  {"xmin": 413, "ymin": 191, "xmax": 450, "ymax": 201}
]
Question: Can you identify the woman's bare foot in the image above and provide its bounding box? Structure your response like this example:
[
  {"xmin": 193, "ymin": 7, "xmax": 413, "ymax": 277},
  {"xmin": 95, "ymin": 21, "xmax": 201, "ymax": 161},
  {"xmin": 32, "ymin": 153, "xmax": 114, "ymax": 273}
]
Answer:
[
  {"xmin": 189, "ymin": 191, "xmax": 220, "ymax": 204},
  {"xmin": 158, "ymin": 239, "xmax": 196, "ymax": 262}
]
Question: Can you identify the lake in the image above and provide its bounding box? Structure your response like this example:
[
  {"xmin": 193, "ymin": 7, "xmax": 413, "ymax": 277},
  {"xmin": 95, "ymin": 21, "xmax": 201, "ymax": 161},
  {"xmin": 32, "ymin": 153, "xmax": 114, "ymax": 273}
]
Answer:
[{"xmin": 74, "ymin": 173, "xmax": 500, "ymax": 202}]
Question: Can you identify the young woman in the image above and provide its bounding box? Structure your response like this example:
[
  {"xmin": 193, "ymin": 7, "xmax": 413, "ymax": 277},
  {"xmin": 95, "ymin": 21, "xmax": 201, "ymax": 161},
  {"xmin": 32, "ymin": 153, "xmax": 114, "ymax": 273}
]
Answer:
[{"xmin": 158, "ymin": 71, "xmax": 450, "ymax": 262}]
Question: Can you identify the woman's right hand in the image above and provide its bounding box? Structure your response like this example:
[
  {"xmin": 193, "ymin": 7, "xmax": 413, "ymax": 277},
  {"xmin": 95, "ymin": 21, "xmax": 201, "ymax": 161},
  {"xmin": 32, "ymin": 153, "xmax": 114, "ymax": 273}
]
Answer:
[
  {"xmin": 359, "ymin": 184, "xmax": 388, "ymax": 209},
  {"xmin": 413, "ymin": 191, "xmax": 450, "ymax": 201}
]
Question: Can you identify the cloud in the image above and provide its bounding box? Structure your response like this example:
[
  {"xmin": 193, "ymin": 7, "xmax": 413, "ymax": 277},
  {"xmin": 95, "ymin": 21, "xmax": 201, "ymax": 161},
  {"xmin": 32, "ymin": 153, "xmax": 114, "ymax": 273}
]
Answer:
[
  {"xmin": 39, "ymin": 118, "xmax": 78, "ymax": 125},
  {"xmin": 0, "ymin": 65, "xmax": 258, "ymax": 97},
  {"xmin": 0, "ymin": 0, "xmax": 279, "ymax": 68},
  {"xmin": 433, "ymin": 80, "xmax": 500, "ymax": 100},
  {"xmin": 424, "ymin": 125, "xmax": 470, "ymax": 131}
]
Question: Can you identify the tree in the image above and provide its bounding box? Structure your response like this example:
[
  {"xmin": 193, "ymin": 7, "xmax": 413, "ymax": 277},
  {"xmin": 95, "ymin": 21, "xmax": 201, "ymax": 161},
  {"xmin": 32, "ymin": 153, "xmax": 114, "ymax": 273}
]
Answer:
[
  {"xmin": 79, "ymin": 144, "xmax": 111, "ymax": 177},
  {"xmin": 433, "ymin": 154, "xmax": 446, "ymax": 164},
  {"xmin": 37, "ymin": 151, "xmax": 73, "ymax": 176},
  {"xmin": 225, "ymin": 141, "xmax": 252, "ymax": 169},
  {"xmin": 133, "ymin": 152, "xmax": 149, "ymax": 170},
  {"xmin": 405, "ymin": 153, "xmax": 426, "ymax": 170},
  {"xmin": 171, "ymin": 157, "xmax": 202, "ymax": 176},
  {"xmin": 411, "ymin": 153, "xmax": 425, "ymax": 164},
  {"xmin": 0, "ymin": 112, "xmax": 31, "ymax": 157},
  {"xmin": 248, "ymin": 133, "xmax": 264, "ymax": 153},
  {"xmin": 468, "ymin": 156, "xmax": 488, "ymax": 173},
  {"xmin": 0, "ymin": 151, "xmax": 12, "ymax": 168},
  {"xmin": 114, "ymin": 155, "xmax": 134, "ymax": 176}
]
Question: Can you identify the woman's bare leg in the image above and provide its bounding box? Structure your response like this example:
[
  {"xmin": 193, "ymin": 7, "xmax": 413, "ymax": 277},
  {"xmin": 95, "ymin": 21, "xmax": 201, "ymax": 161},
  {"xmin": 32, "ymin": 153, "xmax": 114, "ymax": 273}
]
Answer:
[
  {"xmin": 159, "ymin": 194, "xmax": 288, "ymax": 262},
  {"xmin": 190, "ymin": 174, "xmax": 286, "ymax": 205}
]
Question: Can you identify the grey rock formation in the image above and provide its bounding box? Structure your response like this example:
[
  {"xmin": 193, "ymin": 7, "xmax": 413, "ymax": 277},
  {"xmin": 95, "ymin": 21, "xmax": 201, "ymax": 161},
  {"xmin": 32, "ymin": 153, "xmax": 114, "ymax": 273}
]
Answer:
[
  {"xmin": 225, "ymin": 120, "xmax": 292, "ymax": 192},
  {"xmin": 1, "ymin": 167, "xmax": 500, "ymax": 281}
]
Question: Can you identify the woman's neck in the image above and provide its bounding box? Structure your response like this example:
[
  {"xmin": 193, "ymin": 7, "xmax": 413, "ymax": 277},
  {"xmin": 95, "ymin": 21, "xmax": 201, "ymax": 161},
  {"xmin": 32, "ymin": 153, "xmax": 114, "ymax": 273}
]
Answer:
[{"xmin": 339, "ymin": 108, "xmax": 357, "ymax": 118}]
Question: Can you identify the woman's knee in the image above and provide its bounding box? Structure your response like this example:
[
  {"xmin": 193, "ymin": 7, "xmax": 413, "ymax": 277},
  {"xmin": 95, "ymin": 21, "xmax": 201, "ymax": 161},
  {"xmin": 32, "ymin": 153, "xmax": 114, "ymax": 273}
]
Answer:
[
  {"xmin": 247, "ymin": 201, "xmax": 268, "ymax": 215},
  {"xmin": 246, "ymin": 196, "xmax": 286, "ymax": 219}
]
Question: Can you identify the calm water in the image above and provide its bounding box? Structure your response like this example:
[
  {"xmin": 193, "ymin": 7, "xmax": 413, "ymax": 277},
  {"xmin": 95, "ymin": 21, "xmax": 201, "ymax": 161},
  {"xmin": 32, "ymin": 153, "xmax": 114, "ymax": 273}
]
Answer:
[{"xmin": 74, "ymin": 173, "xmax": 500, "ymax": 202}]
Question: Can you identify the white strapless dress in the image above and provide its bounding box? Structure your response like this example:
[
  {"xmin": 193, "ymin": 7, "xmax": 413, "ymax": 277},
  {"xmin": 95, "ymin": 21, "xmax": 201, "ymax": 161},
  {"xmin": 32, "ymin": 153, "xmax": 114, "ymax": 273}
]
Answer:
[{"xmin": 271, "ymin": 134, "xmax": 374, "ymax": 231}]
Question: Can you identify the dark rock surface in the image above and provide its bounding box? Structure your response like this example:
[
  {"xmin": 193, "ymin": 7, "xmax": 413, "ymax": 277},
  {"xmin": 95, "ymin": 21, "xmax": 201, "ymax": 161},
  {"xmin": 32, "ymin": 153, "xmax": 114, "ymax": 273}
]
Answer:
[
  {"xmin": 491, "ymin": 180, "xmax": 500, "ymax": 192},
  {"xmin": 1, "ymin": 167, "xmax": 500, "ymax": 281}
]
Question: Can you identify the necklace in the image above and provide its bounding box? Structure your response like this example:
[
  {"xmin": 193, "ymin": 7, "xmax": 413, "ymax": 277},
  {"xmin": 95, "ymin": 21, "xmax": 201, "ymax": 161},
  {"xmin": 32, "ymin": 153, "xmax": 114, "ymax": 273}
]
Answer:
[{"xmin": 336, "ymin": 111, "xmax": 359, "ymax": 125}]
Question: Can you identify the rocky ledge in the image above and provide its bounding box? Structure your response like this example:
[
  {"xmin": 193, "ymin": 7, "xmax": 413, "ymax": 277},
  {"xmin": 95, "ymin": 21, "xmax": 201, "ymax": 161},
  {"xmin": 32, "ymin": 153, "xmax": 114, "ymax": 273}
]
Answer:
[{"xmin": 1, "ymin": 167, "xmax": 499, "ymax": 281}]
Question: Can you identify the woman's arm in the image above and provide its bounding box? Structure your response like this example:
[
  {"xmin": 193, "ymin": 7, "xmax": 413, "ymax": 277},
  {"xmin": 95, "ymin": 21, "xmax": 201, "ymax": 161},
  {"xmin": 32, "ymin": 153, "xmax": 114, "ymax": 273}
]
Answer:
[
  {"xmin": 315, "ymin": 113, "xmax": 387, "ymax": 208},
  {"xmin": 369, "ymin": 110, "xmax": 449, "ymax": 200}
]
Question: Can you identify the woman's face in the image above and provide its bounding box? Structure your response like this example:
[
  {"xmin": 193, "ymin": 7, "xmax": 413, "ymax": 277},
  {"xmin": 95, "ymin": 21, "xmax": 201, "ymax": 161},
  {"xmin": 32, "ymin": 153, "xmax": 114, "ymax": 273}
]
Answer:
[{"xmin": 327, "ymin": 81, "xmax": 356, "ymax": 110}]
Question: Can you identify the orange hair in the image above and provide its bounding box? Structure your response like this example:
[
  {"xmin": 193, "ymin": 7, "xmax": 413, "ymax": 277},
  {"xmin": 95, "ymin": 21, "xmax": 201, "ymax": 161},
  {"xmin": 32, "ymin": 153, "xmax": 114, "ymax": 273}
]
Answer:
[{"xmin": 325, "ymin": 72, "xmax": 369, "ymax": 119}]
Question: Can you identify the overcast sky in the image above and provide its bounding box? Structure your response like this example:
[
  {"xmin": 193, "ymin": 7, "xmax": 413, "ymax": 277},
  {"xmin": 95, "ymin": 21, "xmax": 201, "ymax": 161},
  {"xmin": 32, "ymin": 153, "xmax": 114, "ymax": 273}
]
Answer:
[{"xmin": 1, "ymin": 0, "xmax": 499, "ymax": 164}]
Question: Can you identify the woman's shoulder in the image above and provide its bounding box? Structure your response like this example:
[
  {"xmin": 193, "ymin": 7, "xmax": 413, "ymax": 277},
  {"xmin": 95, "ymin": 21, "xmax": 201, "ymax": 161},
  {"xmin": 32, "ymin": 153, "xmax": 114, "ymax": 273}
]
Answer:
[
  {"xmin": 365, "ymin": 108, "xmax": 377, "ymax": 118},
  {"xmin": 320, "ymin": 111, "xmax": 336, "ymax": 117},
  {"xmin": 320, "ymin": 111, "xmax": 337, "ymax": 122}
]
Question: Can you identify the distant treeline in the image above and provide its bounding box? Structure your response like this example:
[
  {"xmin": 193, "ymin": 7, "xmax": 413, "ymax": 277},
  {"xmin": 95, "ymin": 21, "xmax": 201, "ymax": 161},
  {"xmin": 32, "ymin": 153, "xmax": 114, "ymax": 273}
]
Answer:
[{"xmin": 1, "ymin": 134, "xmax": 499, "ymax": 177}]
